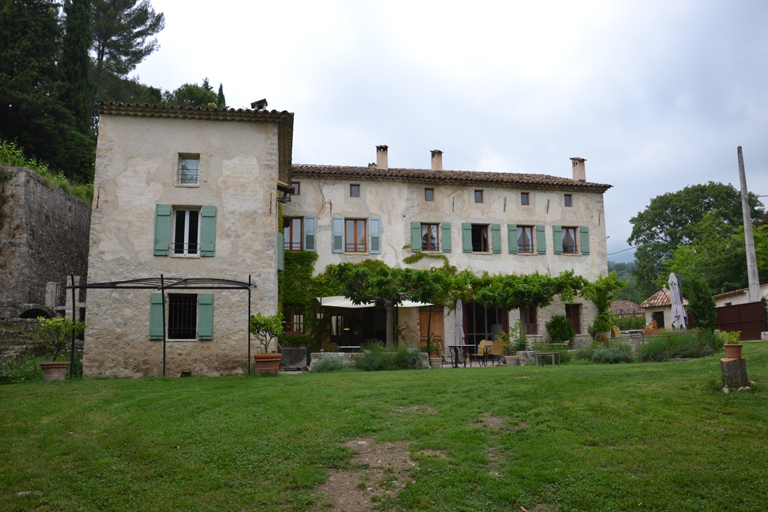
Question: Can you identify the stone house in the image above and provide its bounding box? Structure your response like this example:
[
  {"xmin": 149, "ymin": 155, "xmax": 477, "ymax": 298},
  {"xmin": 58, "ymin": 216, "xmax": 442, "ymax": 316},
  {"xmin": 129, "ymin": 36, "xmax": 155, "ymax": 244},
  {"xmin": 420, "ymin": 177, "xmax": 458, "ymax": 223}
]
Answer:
[
  {"xmin": 713, "ymin": 284, "xmax": 768, "ymax": 308},
  {"xmin": 639, "ymin": 287, "xmax": 688, "ymax": 329},
  {"xmin": 283, "ymin": 147, "xmax": 612, "ymax": 347},
  {"xmin": 84, "ymin": 102, "xmax": 294, "ymax": 378}
]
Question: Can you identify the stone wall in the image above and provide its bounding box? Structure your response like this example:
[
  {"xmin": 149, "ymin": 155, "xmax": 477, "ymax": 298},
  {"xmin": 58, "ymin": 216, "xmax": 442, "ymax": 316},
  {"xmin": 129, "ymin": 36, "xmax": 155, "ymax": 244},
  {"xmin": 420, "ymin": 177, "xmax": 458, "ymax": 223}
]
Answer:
[{"xmin": 0, "ymin": 168, "xmax": 91, "ymax": 317}]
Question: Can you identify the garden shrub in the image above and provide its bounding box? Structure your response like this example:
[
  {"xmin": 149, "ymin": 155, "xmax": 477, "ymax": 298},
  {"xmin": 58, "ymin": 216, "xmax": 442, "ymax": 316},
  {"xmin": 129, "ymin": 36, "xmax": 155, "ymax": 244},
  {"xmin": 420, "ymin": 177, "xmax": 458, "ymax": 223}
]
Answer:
[
  {"xmin": 591, "ymin": 344, "xmax": 634, "ymax": 364},
  {"xmin": 531, "ymin": 342, "xmax": 573, "ymax": 365},
  {"xmin": 353, "ymin": 343, "xmax": 423, "ymax": 371},
  {"xmin": 312, "ymin": 358, "xmax": 347, "ymax": 373},
  {"xmin": 545, "ymin": 315, "xmax": 575, "ymax": 343},
  {"xmin": 639, "ymin": 331, "xmax": 721, "ymax": 362},
  {"xmin": 614, "ymin": 315, "xmax": 645, "ymax": 331},
  {"xmin": 0, "ymin": 353, "xmax": 46, "ymax": 384},
  {"xmin": 574, "ymin": 342, "xmax": 601, "ymax": 361}
]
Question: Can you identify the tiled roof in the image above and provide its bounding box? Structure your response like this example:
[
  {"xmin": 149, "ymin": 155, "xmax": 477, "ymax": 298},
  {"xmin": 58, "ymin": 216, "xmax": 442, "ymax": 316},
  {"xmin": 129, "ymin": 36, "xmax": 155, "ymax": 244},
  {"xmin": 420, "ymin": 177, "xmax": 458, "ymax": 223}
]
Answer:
[
  {"xmin": 609, "ymin": 300, "xmax": 644, "ymax": 316},
  {"xmin": 97, "ymin": 102, "xmax": 294, "ymax": 181},
  {"xmin": 640, "ymin": 288, "xmax": 688, "ymax": 308},
  {"xmin": 292, "ymin": 164, "xmax": 612, "ymax": 192},
  {"xmin": 712, "ymin": 283, "xmax": 768, "ymax": 299}
]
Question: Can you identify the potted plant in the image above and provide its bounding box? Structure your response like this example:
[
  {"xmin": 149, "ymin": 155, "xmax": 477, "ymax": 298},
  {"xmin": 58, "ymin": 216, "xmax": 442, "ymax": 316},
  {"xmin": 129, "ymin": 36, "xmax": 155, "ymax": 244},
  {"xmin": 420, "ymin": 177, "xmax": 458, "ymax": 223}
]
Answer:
[
  {"xmin": 642, "ymin": 320, "xmax": 663, "ymax": 335},
  {"xmin": 36, "ymin": 316, "xmax": 85, "ymax": 382},
  {"xmin": 723, "ymin": 330, "xmax": 743, "ymax": 359},
  {"xmin": 250, "ymin": 312, "xmax": 283, "ymax": 374},
  {"xmin": 426, "ymin": 334, "xmax": 442, "ymax": 369},
  {"xmin": 502, "ymin": 320, "xmax": 526, "ymax": 365}
]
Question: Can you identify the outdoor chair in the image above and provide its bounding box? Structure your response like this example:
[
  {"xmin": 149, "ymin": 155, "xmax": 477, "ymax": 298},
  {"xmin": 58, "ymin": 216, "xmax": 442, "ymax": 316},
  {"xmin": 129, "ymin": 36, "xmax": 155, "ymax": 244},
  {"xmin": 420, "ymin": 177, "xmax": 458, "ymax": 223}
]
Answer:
[
  {"xmin": 436, "ymin": 342, "xmax": 448, "ymax": 368},
  {"xmin": 471, "ymin": 340, "xmax": 492, "ymax": 366},
  {"xmin": 490, "ymin": 340, "xmax": 504, "ymax": 366},
  {"xmin": 611, "ymin": 325, "xmax": 622, "ymax": 339},
  {"xmin": 329, "ymin": 343, "xmax": 339, "ymax": 352}
]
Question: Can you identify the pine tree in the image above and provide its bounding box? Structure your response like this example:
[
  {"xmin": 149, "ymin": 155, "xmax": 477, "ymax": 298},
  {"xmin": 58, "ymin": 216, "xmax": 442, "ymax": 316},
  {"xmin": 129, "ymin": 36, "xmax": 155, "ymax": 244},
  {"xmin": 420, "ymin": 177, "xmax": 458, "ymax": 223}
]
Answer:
[
  {"xmin": 61, "ymin": 0, "xmax": 94, "ymax": 136},
  {"xmin": 217, "ymin": 83, "xmax": 226, "ymax": 108}
]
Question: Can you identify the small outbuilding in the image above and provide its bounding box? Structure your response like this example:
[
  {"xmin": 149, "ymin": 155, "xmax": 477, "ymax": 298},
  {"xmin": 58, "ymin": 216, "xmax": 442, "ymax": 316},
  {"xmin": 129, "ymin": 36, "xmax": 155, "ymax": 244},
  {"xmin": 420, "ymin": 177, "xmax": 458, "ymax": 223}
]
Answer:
[{"xmin": 639, "ymin": 287, "xmax": 688, "ymax": 329}]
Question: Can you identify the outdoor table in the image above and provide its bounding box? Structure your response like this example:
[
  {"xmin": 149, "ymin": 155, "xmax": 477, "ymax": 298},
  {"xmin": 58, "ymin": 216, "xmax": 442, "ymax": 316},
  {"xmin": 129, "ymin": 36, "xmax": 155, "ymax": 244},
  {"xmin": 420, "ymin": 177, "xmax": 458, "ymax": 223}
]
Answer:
[
  {"xmin": 338, "ymin": 345, "xmax": 361, "ymax": 352},
  {"xmin": 535, "ymin": 352, "xmax": 560, "ymax": 367},
  {"xmin": 447, "ymin": 344, "xmax": 473, "ymax": 368}
]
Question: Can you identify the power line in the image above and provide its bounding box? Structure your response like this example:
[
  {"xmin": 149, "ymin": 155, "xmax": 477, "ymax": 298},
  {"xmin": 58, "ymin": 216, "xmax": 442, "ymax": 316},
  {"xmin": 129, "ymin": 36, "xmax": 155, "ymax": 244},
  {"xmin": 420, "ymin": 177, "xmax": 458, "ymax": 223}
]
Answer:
[{"xmin": 607, "ymin": 246, "xmax": 636, "ymax": 256}]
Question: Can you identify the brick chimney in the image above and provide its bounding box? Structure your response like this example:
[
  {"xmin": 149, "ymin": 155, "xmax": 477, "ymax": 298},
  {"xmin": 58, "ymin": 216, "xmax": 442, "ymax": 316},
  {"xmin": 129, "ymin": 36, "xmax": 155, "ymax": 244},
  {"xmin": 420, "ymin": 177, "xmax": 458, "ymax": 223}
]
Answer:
[
  {"xmin": 376, "ymin": 145, "xmax": 389, "ymax": 170},
  {"xmin": 570, "ymin": 157, "xmax": 586, "ymax": 181},
  {"xmin": 430, "ymin": 150, "xmax": 443, "ymax": 171}
]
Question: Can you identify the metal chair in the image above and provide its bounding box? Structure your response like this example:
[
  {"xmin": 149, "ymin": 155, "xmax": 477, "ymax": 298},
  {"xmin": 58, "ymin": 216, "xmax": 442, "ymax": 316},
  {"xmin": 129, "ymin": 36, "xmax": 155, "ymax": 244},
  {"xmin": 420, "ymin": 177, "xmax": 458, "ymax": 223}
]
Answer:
[
  {"xmin": 436, "ymin": 342, "xmax": 448, "ymax": 368},
  {"xmin": 490, "ymin": 340, "xmax": 504, "ymax": 366}
]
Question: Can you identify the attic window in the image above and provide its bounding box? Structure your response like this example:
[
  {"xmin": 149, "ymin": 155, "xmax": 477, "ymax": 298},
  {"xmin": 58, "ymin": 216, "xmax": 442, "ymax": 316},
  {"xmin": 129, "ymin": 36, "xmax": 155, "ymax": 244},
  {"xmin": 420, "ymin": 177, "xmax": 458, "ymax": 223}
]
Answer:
[
  {"xmin": 350, "ymin": 184, "xmax": 360, "ymax": 197},
  {"xmin": 178, "ymin": 156, "xmax": 199, "ymax": 185}
]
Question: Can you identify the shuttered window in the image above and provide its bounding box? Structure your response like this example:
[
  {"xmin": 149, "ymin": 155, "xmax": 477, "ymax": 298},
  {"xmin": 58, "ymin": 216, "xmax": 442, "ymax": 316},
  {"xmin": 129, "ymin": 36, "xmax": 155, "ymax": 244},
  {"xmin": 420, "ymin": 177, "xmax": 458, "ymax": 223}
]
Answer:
[
  {"xmin": 491, "ymin": 224, "xmax": 501, "ymax": 254},
  {"xmin": 462, "ymin": 223, "xmax": 473, "ymax": 253},
  {"xmin": 552, "ymin": 225, "xmax": 563, "ymax": 255},
  {"xmin": 197, "ymin": 294, "xmax": 214, "ymax": 340},
  {"xmin": 580, "ymin": 226, "xmax": 590, "ymax": 255},
  {"xmin": 441, "ymin": 223, "xmax": 451, "ymax": 253},
  {"xmin": 410, "ymin": 222, "xmax": 421, "ymax": 252},
  {"xmin": 277, "ymin": 232, "xmax": 285, "ymax": 271},
  {"xmin": 304, "ymin": 216, "xmax": 317, "ymax": 252},
  {"xmin": 200, "ymin": 206, "xmax": 216, "ymax": 257},
  {"xmin": 150, "ymin": 293, "xmax": 164, "ymax": 339},
  {"xmin": 508, "ymin": 224, "xmax": 518, "ymax": 254},
  {"xmin": 332, "ymin": 217, "xmax": 344, "ymax": 253},
  {"xmin": 536, "ymin": 225, "xmax": 546, "ymax": 254},
  {"xmin": 369, "ymin": 218, "xmax": 381, "ymax": 254},
  {"xmin": 154, "ymin": 205, "xmax": 172, "ymax": 256}
]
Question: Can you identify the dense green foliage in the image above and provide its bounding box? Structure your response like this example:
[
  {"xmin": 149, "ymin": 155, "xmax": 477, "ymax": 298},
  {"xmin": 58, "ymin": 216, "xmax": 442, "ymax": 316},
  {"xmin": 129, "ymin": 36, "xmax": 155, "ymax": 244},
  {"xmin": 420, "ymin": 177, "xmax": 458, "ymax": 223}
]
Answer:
[
  {"xmin": 162, "ymin": 78, "xmax": 218, "ymax": 107},
  {"xmin": 1, "ymin": 345, "xmax": 767, "ymax": 510},
  {"xmin": 36, "ymin": 316, "xmax": 85, "ymax": 361},
  {"xmin": 614, "ymin": 315, "xmax": 645, "ymax": 331},
  {"xmin": 352, "ymin": 344, "xmax": 423, "ymax": 371},
  {"xmin": 628, "ymin": 181, "xmax": 764, "ymax": 291},
  {"xmin": 216, "ymin": 83, "xmax": 226, "ymax": 108},
  {"xmin": 591, "ymin": 343, "xmax": 634, "ymax": 364},
  {"xmin": 686, "ymin": 276, "xmax": 718, "ymax": 332},
  {"xmin": 249, "ymin": 313, "xmax": 282, "ymax": 353},
  {"xmin": 311, "ymin": 358, "xmax": 347, "ymax": 373},
  {"xmin": 475, "ymin": 270, "xmax": 586, "ymax": 311},
  {"xmin": 545, "ymin": 314, "xmax": 575, "ymax": 342},
  {"xmin": 639, "ymin": 331, "xmax": 723, "ymax": 362},
  {"xmin": 581, "ymin": 272, "xmax": 626, "ymax": 337},
  {"xmin": 61, "ymin": 0, "xmax": 94, "ymax": 136}
]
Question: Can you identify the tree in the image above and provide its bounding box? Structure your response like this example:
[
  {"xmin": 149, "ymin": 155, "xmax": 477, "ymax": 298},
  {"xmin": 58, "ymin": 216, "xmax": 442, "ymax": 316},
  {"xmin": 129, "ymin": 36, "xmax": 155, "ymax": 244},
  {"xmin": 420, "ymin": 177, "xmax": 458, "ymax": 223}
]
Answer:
[
  {"xmin": 628, "ymin": 182, "xmax": 763, "ymax": 291},
  {"xmin": 0, "ymin": 0, "xmax": 95, "ymax": 182},
  {"xmin": 686, "ymin": 277, "xmax": 717, "ymax": 332},
  {"xmin": 329, "ymin": 261, "xmax": 446, "ymax": 350},
  {"xmin": 474, "ymin": 270, "xmax": 588, "ymax": 312},
  {"xmin": 60, "ymin": 0, "xmax": 93, "ymax": 136},
  {"xmin": 581, "ymin": 272, "xmax": 627, "ymax": 337},
  {"xmin": 162, "ymin": 81, "xmax": 218, "ymax": 108},
  {"xmin": 217, "ymin": 83, "xmax": 226, "ymax": 108}
]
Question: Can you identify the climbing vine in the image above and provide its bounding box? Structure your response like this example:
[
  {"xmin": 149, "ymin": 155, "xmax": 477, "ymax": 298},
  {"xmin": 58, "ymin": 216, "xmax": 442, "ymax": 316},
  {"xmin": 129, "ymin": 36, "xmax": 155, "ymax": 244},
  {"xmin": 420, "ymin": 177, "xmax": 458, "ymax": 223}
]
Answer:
[{"xmin": 403, "ymin": 251, "xmax": 450, "ymax": 266}]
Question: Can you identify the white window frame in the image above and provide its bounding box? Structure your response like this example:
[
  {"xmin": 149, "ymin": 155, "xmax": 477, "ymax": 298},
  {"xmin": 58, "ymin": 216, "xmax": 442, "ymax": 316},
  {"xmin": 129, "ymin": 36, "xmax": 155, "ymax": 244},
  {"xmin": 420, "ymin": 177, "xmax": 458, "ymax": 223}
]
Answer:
[
  {"xmin": 172, "ymin": 208, "xmax": 202, "ymax": 257},
  {"xmin": 178, "ymin": 155, "xmax": 200, "ymax": 186}
]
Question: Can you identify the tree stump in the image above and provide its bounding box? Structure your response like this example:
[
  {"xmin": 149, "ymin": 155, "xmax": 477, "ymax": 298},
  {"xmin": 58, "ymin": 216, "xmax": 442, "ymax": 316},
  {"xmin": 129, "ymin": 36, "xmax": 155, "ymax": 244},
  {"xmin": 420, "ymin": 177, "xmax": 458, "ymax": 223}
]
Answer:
[{"xmin": 720, "ymin": 358, "xmax": 748, "ymax": 388}]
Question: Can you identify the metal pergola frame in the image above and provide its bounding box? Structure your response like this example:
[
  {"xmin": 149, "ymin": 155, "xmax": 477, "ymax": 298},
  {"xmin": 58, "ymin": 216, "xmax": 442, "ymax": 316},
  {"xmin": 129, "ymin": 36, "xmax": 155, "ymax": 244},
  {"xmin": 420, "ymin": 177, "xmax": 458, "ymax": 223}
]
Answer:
[{"xmin": 66, "ymin": 273, "xmax": 257, "ymax": 378}]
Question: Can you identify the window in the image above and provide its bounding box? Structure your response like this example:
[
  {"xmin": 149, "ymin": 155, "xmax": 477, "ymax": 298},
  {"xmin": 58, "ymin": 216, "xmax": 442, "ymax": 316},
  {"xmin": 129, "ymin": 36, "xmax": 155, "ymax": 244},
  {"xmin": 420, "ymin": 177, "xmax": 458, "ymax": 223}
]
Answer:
[
  {"xmin": 565, "ymin": 304, "xmax": 581, "ymax": 334},
  {"xmin": 464, "ymin": 302, "xmax": 507, "ymax": 347},
  {"xmin": 471, "ymin": 224, "xmax": 489, "ymax": 252},
  {"xmin": 521, "ymin": 192, "xmax": 529, "ymax": 205},
  {"xmin": 168, "ymin": 294, "xmax": 197, "ymax": 339},
  {"xmin": 291, "ymin": 182, "xmax": 300, "ymax": 195},
  {"xmin": 421, "ymin": 223, "xmax": 439, "ymax": 251},
  {"xmin": 521, "ymin": 307, "xmax": 537, "ymax": 334},
  {"xmin": 345, "ymin": 219, "xmax": 366, "ymax": 252},
  {"xmin": 178, "ymin": 156, "xmax": 199, "ymax": 185},
  {"xmin": 564, "ymin": 194, "xmax": 572, "ymax": 207},
  {"xmin": 425, "ymin": 188, "xmax": 434, "ymax": 201},
  {"xmin": 517, "ymin": 226, "xmax": 534, "ymax": 253},
  {"xmin": 173, "ymin": 209, "xmax": 200, "ymax": 256},
  {"xmin": 284, "ymin": 217, "xmax": 302, "ymax": 251},
  {"xmin": 474, "ymin": 190, "xmax": 484, "ymax": 203},
  {"xmin": 651, "ymin": 311, "xmax": 665, "ymax": 329},
  {"xmin": 283, "ymin": 305, "xmax": 305, "ymax": 334},
  {"xmin": 350, "ymin": 184, "xmax": 360, "ymax": 197},
  {"xmin": 562, "ymin": 227, "xmax": 578, "ymax": 254}
]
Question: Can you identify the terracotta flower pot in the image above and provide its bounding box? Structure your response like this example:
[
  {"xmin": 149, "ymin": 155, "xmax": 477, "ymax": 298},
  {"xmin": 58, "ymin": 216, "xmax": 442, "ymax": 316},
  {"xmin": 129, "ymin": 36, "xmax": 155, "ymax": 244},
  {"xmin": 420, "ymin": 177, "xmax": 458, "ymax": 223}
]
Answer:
[
  {"xmin": 429, "ymin": 351, "xmax": 438, "ymax": 358},
  {"xmin": 254, "ymin": 353, "xmax": 282, "ymax": 375},
  {"xmin": 40, "ymin": 361, "xmax": 69, "ymax": 382},
  {"xmin": 642, "ymin": 328, "xmax": 663, "ymax": 335},
  {"xmin": 429, "ymin": 356, "xmax": 442, "ymax": 369},
  {"xmin": 724, "ymin": 344, "xmax": 743, "ymax": 359}
]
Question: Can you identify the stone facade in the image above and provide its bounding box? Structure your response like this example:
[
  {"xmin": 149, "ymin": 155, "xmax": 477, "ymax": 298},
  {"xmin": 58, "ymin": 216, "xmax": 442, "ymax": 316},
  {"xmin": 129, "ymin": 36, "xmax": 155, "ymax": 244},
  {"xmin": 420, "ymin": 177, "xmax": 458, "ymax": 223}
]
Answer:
[
  {"xmin": 0, "ymin": 167, "xmax": 91, "ymax": 318},
  {"xmin": 84, "ymin": 104, "xmax": 294, "ymax": 378}
]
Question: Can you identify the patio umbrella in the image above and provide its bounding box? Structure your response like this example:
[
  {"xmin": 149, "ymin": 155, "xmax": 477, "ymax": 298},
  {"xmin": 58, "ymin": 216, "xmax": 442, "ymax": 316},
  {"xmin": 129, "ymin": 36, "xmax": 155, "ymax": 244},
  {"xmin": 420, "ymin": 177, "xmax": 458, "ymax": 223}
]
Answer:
[
  {"xmin": 454, "ymin": 299, "xmax": 466, "ymax": 363},
  {"xmin": 668, "ymin": 273, "xmax": 687, "ymax": 329}
]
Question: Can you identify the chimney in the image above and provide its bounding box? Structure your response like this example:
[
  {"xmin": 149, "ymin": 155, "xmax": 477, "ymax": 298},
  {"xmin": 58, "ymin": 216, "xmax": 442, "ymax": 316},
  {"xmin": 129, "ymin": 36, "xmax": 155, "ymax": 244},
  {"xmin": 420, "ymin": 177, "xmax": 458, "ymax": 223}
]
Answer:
[
  {"xmin": 251, "ymin": 98, "xmax": 268, "ymax": 111},
  {"xmin": 570, "ymin": 157, "xmax": 586, "ymax": 181},
  {"xmin": 430, "ymin": 150, "xmax": 443, "ymax": 171},
  {"xmin": 376, "ymin": 145, "xmax": 389, "ymax": 170}
]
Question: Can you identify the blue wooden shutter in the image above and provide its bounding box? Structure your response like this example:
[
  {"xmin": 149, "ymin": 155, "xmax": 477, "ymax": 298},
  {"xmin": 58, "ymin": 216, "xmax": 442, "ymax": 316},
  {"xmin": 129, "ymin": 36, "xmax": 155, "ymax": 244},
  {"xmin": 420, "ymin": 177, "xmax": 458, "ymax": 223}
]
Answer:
[
  {"xmin": 580, "ymin": 226, "xmax": 590, "ymax": 255},
  {"xmin": 154, "ymin": 205, "xmax": 171, "ymax": 256},
  {"xmin": 197, "ymin": 294, "xmax": 214, "ymax": 340},
  {"xmin": 304, "ymin": 216, "xmax": 316, "ymax": 252},
  {"xmin": 369, "ymin": 218, "xmax": 381, "ymax": 254},
  {"xmin": 552, "ymin": 225, "xmax": 563, "ymax": 255},
  {"xmin": 200, "ymin": 206, "xmax": 217, "ymax": 257},
  {"xmin": 410, "ymin": 222, "xmax": 421, "ymax": 252},
  {"xmin": 491, "ymin": 224, "xmax": 501, "ymax": 254},
  {"xmin": 150, "ymin": 293, "xmax": 164, "ymax": 339},
  {"xmin": 537, "ymin": 225, "xmax": 547, "ymax": 254},
  {"xmin": 332, "ymin": 217, "xmax": 344, "ymax": 253},
  {"xmin": 277, "ymin": 232, "xmax": 284, "ymax": 271},
  {"xmin": 462, "ymin": 223, "xmax": 472, "ymax": 253},
  {"xmin": 508, "ymin": 224, "xmax": 518, "ymax": 254},
  {"xmin": 441, "ymin": 223, "xmax": 451, "ymax": 253}
]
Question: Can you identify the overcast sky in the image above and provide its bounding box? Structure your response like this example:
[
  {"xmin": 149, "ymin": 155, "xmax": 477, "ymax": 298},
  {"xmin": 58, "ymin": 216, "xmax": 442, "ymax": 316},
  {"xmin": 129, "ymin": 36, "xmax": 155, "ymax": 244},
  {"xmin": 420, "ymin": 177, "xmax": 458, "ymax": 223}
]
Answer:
[{"xmin": 134, "ymin": 0, "xmax": 768, "ymax": 262}]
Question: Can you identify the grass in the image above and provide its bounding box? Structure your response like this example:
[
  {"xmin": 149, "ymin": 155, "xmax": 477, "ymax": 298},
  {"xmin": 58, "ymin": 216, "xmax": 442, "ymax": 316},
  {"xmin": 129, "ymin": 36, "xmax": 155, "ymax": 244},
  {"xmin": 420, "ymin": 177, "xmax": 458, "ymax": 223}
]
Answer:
[{"xmin": 1, "ymin": 343, "xmax": 767, "ymax": 511}]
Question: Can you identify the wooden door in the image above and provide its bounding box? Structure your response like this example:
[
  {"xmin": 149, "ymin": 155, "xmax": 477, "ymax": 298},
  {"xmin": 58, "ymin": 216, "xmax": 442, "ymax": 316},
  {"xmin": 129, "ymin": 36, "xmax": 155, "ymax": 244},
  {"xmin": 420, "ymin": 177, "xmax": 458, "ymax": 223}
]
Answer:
[{"xmin": 420, "ymin": 308, "xmax": 444, "ymax": 348}]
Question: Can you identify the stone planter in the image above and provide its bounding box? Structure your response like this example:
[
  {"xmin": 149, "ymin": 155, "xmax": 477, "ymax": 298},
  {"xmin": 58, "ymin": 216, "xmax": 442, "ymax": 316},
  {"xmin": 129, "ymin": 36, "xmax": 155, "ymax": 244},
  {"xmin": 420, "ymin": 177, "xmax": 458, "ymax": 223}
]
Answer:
[
  {"xmin": 724, "ymin": 344, "xmax": 743, "ymax": 359},
  {"xmin": 254, "ymin": 353, "xmax": 282, "ymax": 375},
  {"xmin": 504, "ymin": 355, "xmax": 520, "ymax": 366},
  {"xmin": 280, "ymin": 347, "xmax": 307, "ymax": 371},
  {"xmin": 40, "ymin": 361, "xmax": 69, "ymax": 382},
  {"xmin": 429, "ymin": 356, "xmax": 442, "ymax": 369}
]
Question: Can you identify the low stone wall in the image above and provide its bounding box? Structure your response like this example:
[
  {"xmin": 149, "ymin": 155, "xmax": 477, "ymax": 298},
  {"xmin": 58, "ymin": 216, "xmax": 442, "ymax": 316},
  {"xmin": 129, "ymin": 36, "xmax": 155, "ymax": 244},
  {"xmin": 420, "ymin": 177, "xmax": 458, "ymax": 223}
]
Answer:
[{"xmin": 280, "ymin": 347, "xmax": 307, "ymax": 371}]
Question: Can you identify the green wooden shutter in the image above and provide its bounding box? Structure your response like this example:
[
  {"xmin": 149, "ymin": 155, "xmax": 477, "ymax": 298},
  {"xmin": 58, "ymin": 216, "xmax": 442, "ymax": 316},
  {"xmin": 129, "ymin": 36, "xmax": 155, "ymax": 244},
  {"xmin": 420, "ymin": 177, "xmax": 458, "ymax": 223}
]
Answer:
[
  {"xmin": 552, "ymin": 225, "xmax": 563, "ymax": 255},
  {"xmin": 150, "ymin": 293, "xmax": 164, "ymax": 339},
  {"xmin": 491, "ymin": 224, "xmax": 501, "ymax": 254},
  {"xmin": 332, "ymin": 217, "xmax": 344, "ymax": 253},
  {"xmin": 304, "ymin": 216, "xmax": 316, "ymax": 252},
  {"xmin": 154, "ymin": 205, "xmax": 171, "ymax": 256},
  {"xmin": 197, "ymin": 294, "xmax": 214, "ymax": 340},
  {"xmin": 200, "ymin": 206, "xmax": 217, "ymax": 257},
  {"xmin": 277, "ymin": 232, "xmax": 284, "ymax": 271},
  {"xmin": 537, "ymin": 225, "xmax": 546, "ymax": 254},
  {"xmin": 441, "ymin": 223, "xmax": 451, "ymax": 253},
  {"xmin": 369, "ymin": 218, "xmax": 381, "ymax": 254},
  {"xmin": 580, "ymin": 226, "xmax": 590, "ymax": 255},
  {"xmin": 462, "ymin": 223, "xmax": 472, "ymax": 253},
  {"xmin": 508, "ymin": 224, "xmax": 518, "ymax": 254},
  {"xmin": 410, "ymin": 222, "xmax": 421, "ymax": 252}
]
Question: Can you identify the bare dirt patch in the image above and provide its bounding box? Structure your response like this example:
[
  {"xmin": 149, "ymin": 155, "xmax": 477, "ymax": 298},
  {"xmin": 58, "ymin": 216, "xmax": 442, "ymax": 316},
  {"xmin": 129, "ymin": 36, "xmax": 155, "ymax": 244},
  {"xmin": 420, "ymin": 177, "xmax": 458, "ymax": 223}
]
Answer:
[
  {"xmin": 392, "ymin": 404, "xmax": 439, "ymax": 414},
  {"xmin": 473, "ymin": 412, "xmax": 506, "ymax": 430},
  {"xmin": 317, "ymin": 437, "xmax": 417, "ymax": 511}
]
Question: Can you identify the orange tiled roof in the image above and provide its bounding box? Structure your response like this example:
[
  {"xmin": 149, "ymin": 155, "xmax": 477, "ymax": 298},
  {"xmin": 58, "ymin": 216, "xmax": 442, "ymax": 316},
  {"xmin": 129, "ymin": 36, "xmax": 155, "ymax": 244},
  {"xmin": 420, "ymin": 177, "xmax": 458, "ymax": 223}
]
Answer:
[
  {"xmin": 640, "ymin": 288, "xmax": 689, "ymax": 308},
  {"xmin": 712, "ymin": 283, "xmax": 768, "ymax": 299},
  {"xmin": 609, "ymin": 300, "xmax": 644, "ymax": 316}
]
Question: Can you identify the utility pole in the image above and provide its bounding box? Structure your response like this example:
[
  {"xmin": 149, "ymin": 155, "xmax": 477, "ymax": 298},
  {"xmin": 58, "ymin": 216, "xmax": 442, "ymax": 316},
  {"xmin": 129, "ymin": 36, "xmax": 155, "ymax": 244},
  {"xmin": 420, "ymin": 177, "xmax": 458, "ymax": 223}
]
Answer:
[{"xmin": 737, "ymin": 147, "xmax": 760, "ymax": 303}]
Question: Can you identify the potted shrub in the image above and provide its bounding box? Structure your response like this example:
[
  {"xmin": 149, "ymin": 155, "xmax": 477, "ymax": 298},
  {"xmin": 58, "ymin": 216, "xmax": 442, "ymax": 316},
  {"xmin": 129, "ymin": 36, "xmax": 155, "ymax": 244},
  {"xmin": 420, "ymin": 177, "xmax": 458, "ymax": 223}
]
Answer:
[
  {"xmin": 250, "ymin": 312, "xmax": 283, "ymax": 375},
  {"xmin": 36, "ymin": 316, "xmax": 85, "ymax": 382},
  {"xmin": 642, "ymin": 320, "xmax": 663, "ymax": 335},
  {"xmin": 502, "ymin": 320, "xmax": 526, "ymax": 365},
  {"xmin": 723, "ymin": 330, "xmax": 743, "ymax": 359},
  {"xmin": 426, "ymin": 334, "xmax": 442, "ymax": 369}
]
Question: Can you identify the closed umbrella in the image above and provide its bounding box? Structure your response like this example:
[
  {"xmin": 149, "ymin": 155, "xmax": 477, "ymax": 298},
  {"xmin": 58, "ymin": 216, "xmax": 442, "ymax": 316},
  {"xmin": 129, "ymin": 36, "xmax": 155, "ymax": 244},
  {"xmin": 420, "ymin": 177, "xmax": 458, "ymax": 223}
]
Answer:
[
  {"xmin": 668, "ymin": 273, "xmax": 687, "ymax": 329},
  {"xmin": 454, "ymin": 299, "xmax": 466, "ymax": 366}
]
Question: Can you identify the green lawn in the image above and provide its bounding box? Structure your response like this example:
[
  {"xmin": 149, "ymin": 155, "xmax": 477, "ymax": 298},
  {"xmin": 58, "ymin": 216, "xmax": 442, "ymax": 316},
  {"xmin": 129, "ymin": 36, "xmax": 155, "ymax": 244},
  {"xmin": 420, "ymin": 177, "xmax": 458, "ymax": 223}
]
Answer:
[{"xmin": 2, "ymin": 344, "xmax": 767, "ymax": 512}]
